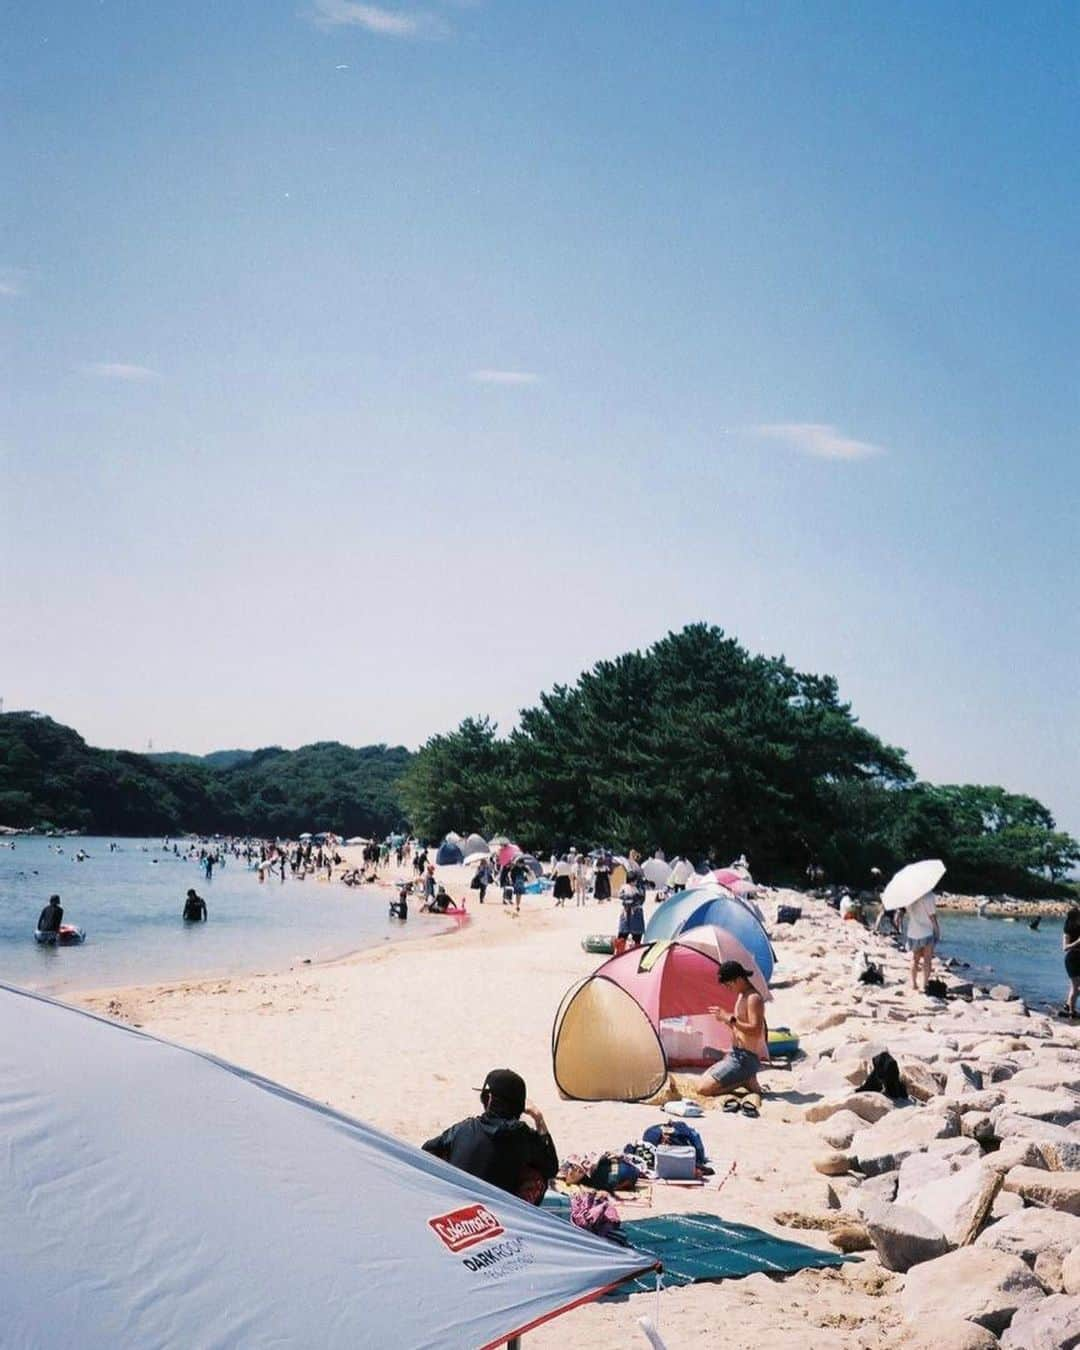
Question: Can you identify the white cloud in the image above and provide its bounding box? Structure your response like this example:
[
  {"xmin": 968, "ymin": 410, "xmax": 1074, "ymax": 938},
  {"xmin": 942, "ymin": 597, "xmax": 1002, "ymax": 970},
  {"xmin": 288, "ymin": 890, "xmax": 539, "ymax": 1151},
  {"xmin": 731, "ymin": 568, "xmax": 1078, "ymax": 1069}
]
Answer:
[
  {"xmin": 469, "ymin": 369, "xmax": 541, "ymax": 386},
  {"xmin": 80, "ymin": 362, "xmax": 160, "ymax": 381},
  {"xmin": 744, "ymin": 422, "xmax": 886, "ymax": 461},
  {"xmin": 309, "ymin": 0, "xmax": 449, "ymax": 38}
]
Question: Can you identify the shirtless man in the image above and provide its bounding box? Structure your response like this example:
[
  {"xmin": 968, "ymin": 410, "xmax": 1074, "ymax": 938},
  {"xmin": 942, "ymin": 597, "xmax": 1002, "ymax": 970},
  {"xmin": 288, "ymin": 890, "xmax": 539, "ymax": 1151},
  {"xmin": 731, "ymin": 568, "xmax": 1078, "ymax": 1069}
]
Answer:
[{"xmin": 696, "ymin": 960, "xmax": 768, "ymax": 1110}]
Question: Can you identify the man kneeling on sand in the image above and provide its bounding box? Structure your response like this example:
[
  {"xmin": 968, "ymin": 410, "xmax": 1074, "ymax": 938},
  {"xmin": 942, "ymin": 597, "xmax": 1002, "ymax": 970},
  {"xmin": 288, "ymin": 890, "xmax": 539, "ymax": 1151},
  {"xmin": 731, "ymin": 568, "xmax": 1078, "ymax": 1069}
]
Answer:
[
  {"xmin": 422, "ymin": 1068, "xmax": 558, "ymax": 1205},
  {"xmin": 696, "ymin": 960, "xmax": 768, "ymax": 1115}
]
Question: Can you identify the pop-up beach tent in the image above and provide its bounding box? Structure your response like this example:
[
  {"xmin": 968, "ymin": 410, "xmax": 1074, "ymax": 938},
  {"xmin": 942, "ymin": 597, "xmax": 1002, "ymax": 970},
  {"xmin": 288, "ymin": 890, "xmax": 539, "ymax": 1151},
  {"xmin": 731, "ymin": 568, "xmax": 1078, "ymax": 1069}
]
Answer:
[
  {"xmin": 552, "ymin": 942, "xmax": 737, "ymax": 1102},
  {"xmin": 436, "ymin": 839, "xmax": 465, "ymax": 866},
  {"xmin": 0, "ymin": 984, "xmax": 655, "ymax": 1350},
  {"xmin": 462, "ymin": 832, "xmax": 489, "ymax": 858},
  {"xmin": 644, "ymin": 885, "xmax": 775, "ymax": 983}
]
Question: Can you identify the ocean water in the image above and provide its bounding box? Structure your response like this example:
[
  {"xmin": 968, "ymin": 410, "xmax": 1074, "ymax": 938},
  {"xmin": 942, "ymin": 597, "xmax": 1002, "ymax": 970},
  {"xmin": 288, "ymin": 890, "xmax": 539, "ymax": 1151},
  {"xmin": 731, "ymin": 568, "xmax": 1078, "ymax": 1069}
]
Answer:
[
  {"xmin": 0, "ymin": 837, "xmax": 450, "ymax": 993},
  {"xmin": 937, "ymin": 911, "xmax": 1072, "ymax": 1012}
]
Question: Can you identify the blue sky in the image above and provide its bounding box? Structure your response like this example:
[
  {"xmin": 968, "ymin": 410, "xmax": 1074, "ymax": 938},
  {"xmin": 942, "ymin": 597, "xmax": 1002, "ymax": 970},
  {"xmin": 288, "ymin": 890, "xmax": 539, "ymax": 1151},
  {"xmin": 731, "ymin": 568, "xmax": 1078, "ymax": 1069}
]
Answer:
[{"xmin": 3, "ymin": 2, "xmax": 1077, "ymax": 835}]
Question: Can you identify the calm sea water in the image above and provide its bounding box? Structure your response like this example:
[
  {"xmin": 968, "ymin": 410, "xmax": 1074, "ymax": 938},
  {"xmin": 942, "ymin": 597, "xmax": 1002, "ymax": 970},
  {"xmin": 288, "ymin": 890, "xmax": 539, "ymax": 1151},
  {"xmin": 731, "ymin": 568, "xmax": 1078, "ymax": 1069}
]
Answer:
[
  {"xmin": 0, "ymin": 837, "xmax": 449, "ymax": 992},
  {"xmin": 938, "ymin": 911, "xmax": 1071, "ymax": 1012}
]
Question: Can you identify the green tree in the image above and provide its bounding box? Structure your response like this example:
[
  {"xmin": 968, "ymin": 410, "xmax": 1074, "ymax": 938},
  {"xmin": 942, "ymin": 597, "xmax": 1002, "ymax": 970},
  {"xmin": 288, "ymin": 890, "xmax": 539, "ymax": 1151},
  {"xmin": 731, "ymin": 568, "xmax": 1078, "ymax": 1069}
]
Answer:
[{"xmin": 397, "ymin": 717, "xmax": 508, "ymax": 842}]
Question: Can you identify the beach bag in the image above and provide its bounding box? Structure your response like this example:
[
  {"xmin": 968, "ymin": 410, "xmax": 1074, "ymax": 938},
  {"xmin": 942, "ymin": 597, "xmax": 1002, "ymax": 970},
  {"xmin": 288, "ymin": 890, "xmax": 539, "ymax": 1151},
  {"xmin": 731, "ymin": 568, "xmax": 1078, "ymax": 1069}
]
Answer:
[
  {"xmin": 925, "ymin": 977, "xmax": 949, "ymax": 999},
  {"xmin": 569, "ymin": 1190, "xmax": 625, "ymax": 1243},
  {"xmin": 858, "ymin": 1050, "xmax": 906, "ymax": 1101},
  {"xmin": 858, "ymin": 958, "xmax": 884, "ymax": 986},
  {"xmin": 776, "ymin": 905, "xmax": 802, "ymax": 925}
]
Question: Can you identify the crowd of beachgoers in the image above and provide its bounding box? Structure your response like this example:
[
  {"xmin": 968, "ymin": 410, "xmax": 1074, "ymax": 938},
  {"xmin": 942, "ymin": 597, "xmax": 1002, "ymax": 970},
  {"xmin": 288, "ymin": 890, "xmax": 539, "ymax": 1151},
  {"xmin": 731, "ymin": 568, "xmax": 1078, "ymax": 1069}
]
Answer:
[{"xmin": 30, "ymin": 827, "xmax": 1080, "ymax": 1346}]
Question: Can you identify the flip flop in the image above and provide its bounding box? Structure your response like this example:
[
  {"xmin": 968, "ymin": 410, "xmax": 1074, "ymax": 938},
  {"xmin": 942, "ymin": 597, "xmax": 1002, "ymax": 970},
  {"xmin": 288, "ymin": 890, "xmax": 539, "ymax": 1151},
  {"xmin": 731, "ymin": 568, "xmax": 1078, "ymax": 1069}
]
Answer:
[
  {"xmin": 741, "ymin": 1093, "xmax": 761, "ymax": 1118},
  {"xmin": 722, "ymin": 1095, "xmax": 741, "ymax": 1113}
]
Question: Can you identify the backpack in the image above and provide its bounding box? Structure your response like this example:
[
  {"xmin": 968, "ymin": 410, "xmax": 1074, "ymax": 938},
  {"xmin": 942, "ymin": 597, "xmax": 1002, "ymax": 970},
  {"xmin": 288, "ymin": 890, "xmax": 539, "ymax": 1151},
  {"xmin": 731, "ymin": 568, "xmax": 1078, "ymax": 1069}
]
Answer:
[{"xmin": 858, "ymin": 1050, "xmax": 906, "ymax": 1101}]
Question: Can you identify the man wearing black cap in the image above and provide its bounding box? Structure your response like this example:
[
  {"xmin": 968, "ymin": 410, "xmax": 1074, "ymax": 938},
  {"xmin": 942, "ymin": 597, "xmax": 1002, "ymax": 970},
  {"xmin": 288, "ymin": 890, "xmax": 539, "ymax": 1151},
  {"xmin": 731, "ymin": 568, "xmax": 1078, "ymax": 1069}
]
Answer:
[
  {"xmin": 422, "ymin": 1069, "xmax": 558, "ymax": 1205},
  {"xmin": 696, "ymin": 960, "xmax": 768, "ymax": 1107}
]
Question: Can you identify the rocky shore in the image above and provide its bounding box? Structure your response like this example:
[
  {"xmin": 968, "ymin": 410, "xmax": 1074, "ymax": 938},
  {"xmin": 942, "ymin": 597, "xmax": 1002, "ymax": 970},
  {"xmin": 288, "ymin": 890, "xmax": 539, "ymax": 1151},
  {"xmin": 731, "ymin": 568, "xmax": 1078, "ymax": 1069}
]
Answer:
[
  {"xmin": 778, "ymin": 894, "xmax": 1080, "ymax": 1347},
  {"xmin": 936, "ymin": 894, "xmax": 1074, "ymax": 920}
]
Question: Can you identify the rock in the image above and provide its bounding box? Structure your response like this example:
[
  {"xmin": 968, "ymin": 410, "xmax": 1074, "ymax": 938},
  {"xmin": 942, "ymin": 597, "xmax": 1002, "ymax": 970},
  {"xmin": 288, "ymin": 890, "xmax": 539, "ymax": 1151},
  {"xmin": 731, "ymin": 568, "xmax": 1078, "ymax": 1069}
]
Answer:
[
  {"xmin": 1000, "ymin": 1294, "xmax": 1080, "ymax": 1349},
  {"xmin": 811, "ymin": 1010, "xmax": 849, "ymax": 1033},
  {"xmin": 813, "ymin": 1151, "xmax": 853, "ymax": 1176},
  {"xmin": 905, "ymin": 1161, "xmax": 1002, "ymax": 1246},
  {"xmin": 975, "ymin": 1208, "xmax": 1080, "ymax": 1266},
  {"xmin": 946, "ymin": 982, "xmax": 975, "ymax": 1000},
  {"xmin": 993, "ymin": 1113, "xmax": 1080, "ymax": 1148},
  {"xmin": 862, "ymin": 1199, "xmax": 952, "ymax": 1272},
  {"xmin": 828, "ymin": 1222, "xmax": 873, "ymax": 1253},
  {"xmin": 853, "ymin": 1103, "xmax": 961, "ymax": 1176},
  {"xmin": 1062, "ymin": 1246, "xmax": 1080, "ymax": 1295},
  {"xmin": 1011, "ymin": 1066, "xmax": 1080, "ymax": 1094},
  {"xmin": 1034, "ymin": 1247, "xmax": 1065, "ymax": 1293},
  {"xmin": 1002, "ymin": 1167, "xmax": 1080, "ymax": 1215},
  {"xmin": 990, "ymin": 1190, "xmax": 1025, "ymax": 1219},
  {"xmin": 990, "ymin": 985, "xmax": 1016, "ymax": 1002},
  {"xmin": 852, "ymin": 1170, "xmax": 898, "ymax": 1217},
  {"xmin": 804, "ymin": 1092, "xmax": 896, "ymax": 1125},
  {"xmin": 909, "ymin": 1323, "xmax": 1001, "ymax": 1350},
  {"xmin": 1039, "ymin": 1140, "xmax": 1080, "ymax": 1173},
  {"xmin": 901, "ymin": 1246, "xmax": 1046, "ymax": 1334},
  {"xmin": 962, "ymin": 1112, "xmax": 997, "ymax": 1142},
  {"xmin": 929, "ymin": 1136, "xmax": 984, "ymax": 1164},
  {"xmin": 997, "ymin": 1088, "xmax": 1080, "ymax": 1128},
  {"xmin": 898, "ymin": 1151, "xmax": 954, "ymax": 1200},
  {"xmin": 903, "ymin": 1059, "xmax": 946, "ymax": 1101},
  {"xmin": 982, "ymin": 1140, "xmax": 1048, "ymax": 1175},
  {"xmin": 946, "ymin": 1063, "xmax": 986, "ymax": 1096},
  {"xmin": 820, "ymin": 1108, "xmax": 872, "ymax": 1150},
  {"xmin": 951, "ymin": 1090, "xmax": 1007, "ymax": 1115}
]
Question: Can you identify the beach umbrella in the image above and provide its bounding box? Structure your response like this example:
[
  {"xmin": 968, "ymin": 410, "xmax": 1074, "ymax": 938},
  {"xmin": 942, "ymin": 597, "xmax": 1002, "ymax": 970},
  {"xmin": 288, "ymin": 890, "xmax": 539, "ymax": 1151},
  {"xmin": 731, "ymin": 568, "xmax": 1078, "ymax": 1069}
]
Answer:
[
  {"xmin": 496, "ymin": 843, "xmax": 522, "ymax": 868},
  {"xmin": 882, "ymin": 859, "xmax": 946, "ymax": 912},
  {"xmin": 0, "ymin": 984, "xmax": 655, "ymax": 1349},
  {"xmin": 641, "ymin": 858, "xmax": 671, "ymax": 887},
  {"xmin": 463, "ymin": 851, "xmax": 490, "ymax": 867},
  {"xmin": 643, "ymin": 885, "xmax": 774, "ymax": 983},
  {"xmin": 677, "ymin": 925, "xmax": 772, "ymax": 1001},
  {"xmin": 299, "ymin": 832, "xmax": 312, "ymax": 841},
  {"xmin": 345, "ymin": 836, "xmax": 370, "ymax": 846}
]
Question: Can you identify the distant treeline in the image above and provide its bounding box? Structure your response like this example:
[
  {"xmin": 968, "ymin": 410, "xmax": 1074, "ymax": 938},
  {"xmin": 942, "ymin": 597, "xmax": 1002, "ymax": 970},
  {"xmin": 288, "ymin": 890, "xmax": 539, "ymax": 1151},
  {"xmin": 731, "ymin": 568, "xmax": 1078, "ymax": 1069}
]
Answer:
[
  {"xmin": 0, "ymin": 713, "xmax": 411, "ymax": 840},
  {"xmin": 3, "ymin": 623, "xmax": 1077, "ymax": 896},
  {"xmin": 397, "ymin": 625, "xmax": 1079, "ymax": 898}
]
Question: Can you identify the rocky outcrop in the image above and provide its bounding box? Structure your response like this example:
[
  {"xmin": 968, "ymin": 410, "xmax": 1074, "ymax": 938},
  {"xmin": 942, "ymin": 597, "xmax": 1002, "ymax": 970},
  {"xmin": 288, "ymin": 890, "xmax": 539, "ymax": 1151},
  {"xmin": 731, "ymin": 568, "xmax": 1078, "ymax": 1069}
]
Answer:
[{"xmin": 901, "ymin": 1246, "xmax": 1046, "ymax": 1334}]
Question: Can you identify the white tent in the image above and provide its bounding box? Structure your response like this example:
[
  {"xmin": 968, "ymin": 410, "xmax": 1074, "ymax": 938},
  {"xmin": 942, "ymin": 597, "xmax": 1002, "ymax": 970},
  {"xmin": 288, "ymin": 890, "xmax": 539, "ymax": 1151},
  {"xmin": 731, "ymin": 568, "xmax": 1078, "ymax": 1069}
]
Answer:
[{"xmin": 0, "ymin": 984, "xmax": 655, "ymax": 1349}]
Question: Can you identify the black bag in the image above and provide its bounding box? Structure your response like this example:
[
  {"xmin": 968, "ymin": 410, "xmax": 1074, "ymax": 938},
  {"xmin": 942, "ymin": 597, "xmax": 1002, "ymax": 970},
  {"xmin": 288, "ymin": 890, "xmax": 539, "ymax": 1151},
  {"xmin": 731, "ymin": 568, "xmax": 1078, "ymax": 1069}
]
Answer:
[
  {"xmin": 858, "ymin": 1050, "xmax": 906, "ymax": 1101},
  {"xmin": 858, "ymin": 959, "xmax": 884, "ymax": 985},
  {"xmin": 469, "ymin": 874, "xmax": 481, "ymax": 889},
  {"xmin": 776, "ymin": 905, "xmax": 802, "ymax": 925}
]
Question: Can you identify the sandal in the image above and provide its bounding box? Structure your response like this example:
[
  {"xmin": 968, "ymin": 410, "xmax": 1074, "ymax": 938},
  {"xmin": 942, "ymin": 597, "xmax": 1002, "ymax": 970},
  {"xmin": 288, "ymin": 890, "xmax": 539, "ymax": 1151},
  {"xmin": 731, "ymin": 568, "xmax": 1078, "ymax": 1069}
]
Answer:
[
  {"xmin": 741, "ymin": 1093, "xmax": 761, "ymax": 1118},
  {"xmin": 722, "ymin": 1095, "xmax": 742, "ymax": 1113}
]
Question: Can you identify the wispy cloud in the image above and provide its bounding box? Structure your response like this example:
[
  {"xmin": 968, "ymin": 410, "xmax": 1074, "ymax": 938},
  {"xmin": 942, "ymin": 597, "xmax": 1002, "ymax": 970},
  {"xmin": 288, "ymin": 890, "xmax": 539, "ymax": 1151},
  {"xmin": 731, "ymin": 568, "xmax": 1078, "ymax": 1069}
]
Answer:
[
  {"xmin": 80, "ymin": 362, "xmax": 160, "ymax": 381},
  {"xmin": 309, "ymin": 0, "xmax": 449, "ymax": 39},
  {"xmin": 743, "ymin": 422, "xmax": 886, "ymax": 461},
  {"xmin": 0, "ymin": 266, "xmax": 29, "ymax": 297},
  {"xmin": 469, "ymin": 369, "xmax": 541, "ymax": 386}
]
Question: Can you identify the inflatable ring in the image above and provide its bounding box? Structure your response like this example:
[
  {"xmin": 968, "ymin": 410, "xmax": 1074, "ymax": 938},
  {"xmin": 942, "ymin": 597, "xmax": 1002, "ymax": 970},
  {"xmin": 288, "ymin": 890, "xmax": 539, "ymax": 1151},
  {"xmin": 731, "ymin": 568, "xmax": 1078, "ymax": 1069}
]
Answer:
[
  {"xmin": 581, "ymin": 934, "xmax": 615, "ymax": 955},
  {"xmin": 767, "ymin": 1027, "xmax": 800, "ymax": 1059}
]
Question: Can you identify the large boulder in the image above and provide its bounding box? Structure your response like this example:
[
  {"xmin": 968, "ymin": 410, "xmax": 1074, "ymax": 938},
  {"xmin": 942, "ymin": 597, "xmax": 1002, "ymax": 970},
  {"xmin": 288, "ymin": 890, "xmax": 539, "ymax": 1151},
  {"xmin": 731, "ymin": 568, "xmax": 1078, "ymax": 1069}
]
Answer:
[
  {"xmin": 901, "ymin": 1246, "xmax": 1046, "ymax": 1334},
  {"xmin": 820, "ymin": 1108, "xmax": 872, "ymax": 1150},
  {"xmin": 1000, "ymin": 1294, "xmax": 1080, "ymax": 1349},
  {"xmin": 1039, "ymin": 1139, "xmax": 1080, "ymax": 1173},
  {"xmin": 804, "ymin": 1092, "xmax": 896, "ymax": 1125},
  {"xmin": 1011, "ymin": 1066, "xmax": 1080, "ymax": 1095},
  {"xmin": 975, "ymin": 1208, "xmax": 1080, "ymax": 1267},
  {"xmin": 902, "ymin": 1059, "xmax": 946, "ymax": 1101},
  {"xmin": 909, "ymin": 1322, "xmax": 1001, "ymax": 1350},
  {"xmin": 904, "ymin": 1162, "xmax": 1002, "ymax": 1246},
  {"xmin": 992, "ymin": 1113, "xmax": 1080, "ymax": 1152},
  {"xmin": 1062, "ymin": 1246, "xmax": 1080, "ymax": 1296},
  {"xmin": 946, "ymin": 1063, "xmax": 986, "ymax": 1096},
  {"xmin": 853, "ymin": 1103, "xmax": 960, "ymax": 1176},
  {"xmin": 862, "ymin": 1199, "xmax": 951, "ymax": 1272},
  {"xmin": 898, "ymin": 1151, "xmax": 953, "ymax": 1200},
  {"xmin": 1002, "ymin": 1167, "xmax": 1080, "ymax": 1215},
  {"xmin": 996, "ymin": 1089, "xmax": 1080, "ymax": 1128},
  {"xmin": 982, "ymin": 1139, "xmax": 1048, "ymax": 1175}
]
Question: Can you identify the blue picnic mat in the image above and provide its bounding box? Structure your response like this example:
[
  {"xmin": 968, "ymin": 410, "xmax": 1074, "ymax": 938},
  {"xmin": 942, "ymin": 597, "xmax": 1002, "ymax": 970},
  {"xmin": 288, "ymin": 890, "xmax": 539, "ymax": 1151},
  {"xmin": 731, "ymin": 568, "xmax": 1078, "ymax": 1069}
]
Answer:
[{"xmin": 541, "ymin": 1200, "xmax": 851, "ymax": 1296}]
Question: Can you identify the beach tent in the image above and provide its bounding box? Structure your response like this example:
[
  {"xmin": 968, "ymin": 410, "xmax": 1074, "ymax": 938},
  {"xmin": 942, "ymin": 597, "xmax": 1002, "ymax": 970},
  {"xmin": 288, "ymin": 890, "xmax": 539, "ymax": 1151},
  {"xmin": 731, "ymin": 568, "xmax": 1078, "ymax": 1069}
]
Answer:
[
  {"xmin": 516, "ymin": 854, "xmax": 544, "ymax": 879},
  {"xmin": 644, "ymin": 886, "xmax": 775, "ymax": 983},
  {"xmin": 677, "ymin": 925, "xmax": 772, "ymax": 1001},
  {"xmin": 462, "ymin": 832, "xmax": 489, "ymax": 858},
  {"xmin": 552, "ymin": 942, "xmax": 737, "ymax": 1101},
  {"xmin": 445, "ymin": 831, "xmax": 464, "ymax": 846},
  {"xmin": 435, "ymin": 840, "xmax": 465, "ymax": 866},
  {"xmin": 0, "ymin": 984, "xmax": 655, "ymax": 1349}
]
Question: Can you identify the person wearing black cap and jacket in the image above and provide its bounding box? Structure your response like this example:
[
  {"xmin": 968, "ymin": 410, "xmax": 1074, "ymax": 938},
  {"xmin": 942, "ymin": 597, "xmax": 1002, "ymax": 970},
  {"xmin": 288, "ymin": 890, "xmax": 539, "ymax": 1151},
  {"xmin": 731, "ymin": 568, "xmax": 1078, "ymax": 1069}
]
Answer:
[{"xmin": 422, "ymin": 1069, "xmax": 558, "ymax": 1205}]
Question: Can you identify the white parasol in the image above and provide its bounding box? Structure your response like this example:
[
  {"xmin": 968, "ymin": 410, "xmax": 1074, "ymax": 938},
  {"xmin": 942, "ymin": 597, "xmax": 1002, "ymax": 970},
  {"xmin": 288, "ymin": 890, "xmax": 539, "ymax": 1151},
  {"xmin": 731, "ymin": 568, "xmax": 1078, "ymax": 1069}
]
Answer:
[{"xmin": 881, "ymin": 859, "xmax": 946, "ymax": 912}]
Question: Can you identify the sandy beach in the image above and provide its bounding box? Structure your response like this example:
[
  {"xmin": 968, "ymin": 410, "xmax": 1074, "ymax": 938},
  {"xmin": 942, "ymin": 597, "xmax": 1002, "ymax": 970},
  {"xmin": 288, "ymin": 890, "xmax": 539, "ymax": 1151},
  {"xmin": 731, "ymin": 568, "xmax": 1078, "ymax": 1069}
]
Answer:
[{"xmin": 73, "ymin": 857, "xmax": 1080, "ymax": 1349}]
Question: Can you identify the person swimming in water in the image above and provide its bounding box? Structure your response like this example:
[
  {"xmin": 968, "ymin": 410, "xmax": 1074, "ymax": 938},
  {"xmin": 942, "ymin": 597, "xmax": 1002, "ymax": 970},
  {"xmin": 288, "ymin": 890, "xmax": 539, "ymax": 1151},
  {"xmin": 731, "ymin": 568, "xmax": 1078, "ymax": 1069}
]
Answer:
[{"xmin": 37, "ymin": 894, "xmax": 63, "ymax": 934}]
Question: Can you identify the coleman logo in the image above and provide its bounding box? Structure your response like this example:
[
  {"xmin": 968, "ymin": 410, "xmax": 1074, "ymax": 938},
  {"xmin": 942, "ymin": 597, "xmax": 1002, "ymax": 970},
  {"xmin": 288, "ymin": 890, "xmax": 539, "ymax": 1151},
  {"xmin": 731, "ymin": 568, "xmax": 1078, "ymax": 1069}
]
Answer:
[{"xmin": 428, "ymin": 1205, "xmax": 505, "ymax": 1253}]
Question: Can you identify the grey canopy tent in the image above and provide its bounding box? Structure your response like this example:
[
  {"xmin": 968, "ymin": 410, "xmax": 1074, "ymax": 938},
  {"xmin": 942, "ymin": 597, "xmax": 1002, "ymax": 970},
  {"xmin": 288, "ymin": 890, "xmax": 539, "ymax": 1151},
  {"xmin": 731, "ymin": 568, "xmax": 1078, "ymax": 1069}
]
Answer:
[{"xmin": 0, "ymin": 983, "xmax": 655, "ymax": 1350}]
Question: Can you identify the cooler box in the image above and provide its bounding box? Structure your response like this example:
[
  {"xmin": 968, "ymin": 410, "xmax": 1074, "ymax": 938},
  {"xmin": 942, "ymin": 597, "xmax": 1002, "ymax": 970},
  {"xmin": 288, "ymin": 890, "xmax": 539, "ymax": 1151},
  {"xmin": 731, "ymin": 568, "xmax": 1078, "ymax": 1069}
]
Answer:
[{"xmin": 654, "ymin": 1145, "xmax": 696, "ymax": 1180}]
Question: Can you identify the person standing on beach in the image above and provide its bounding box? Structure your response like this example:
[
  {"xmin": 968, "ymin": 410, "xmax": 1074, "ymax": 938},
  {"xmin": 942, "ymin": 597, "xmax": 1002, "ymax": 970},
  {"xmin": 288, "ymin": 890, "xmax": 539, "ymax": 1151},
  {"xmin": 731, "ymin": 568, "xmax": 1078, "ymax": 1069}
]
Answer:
[
  {"xmin": 903, "ymin": 889, "xmax": 941, "ymax": 992},
  {"xmin": 422, "ymin": 1069, "xmax": 558, "ymax": 1205},
  {"xmin": 572, "ymin": 852, "xmax": 589, "ymax": 907},
  {"xmin": 1063, "ymin": 907, "xmax": 1080, "ymax": 1018},
  {"xmin": 552, "ymin": 854, "xmax": 573, "ymax": 907},
  {"xmin": 473, "ymin": 857, "xmax": 492, "ymax": 903}
]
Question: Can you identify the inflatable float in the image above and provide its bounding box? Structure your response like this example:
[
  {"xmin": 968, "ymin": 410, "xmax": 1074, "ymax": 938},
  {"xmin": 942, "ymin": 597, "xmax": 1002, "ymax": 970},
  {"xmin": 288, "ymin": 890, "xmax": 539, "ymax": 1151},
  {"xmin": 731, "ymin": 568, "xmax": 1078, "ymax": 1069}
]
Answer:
[
  {"xmin": 581, "ymin": 934, "xmax": 615, "ymax": 955},
  {"xmin": 34, "ymin": 925, "xmax": 86, "ymax": 947},
  {"xmin": 767, "ymin": 1027, "xmax": 800, "ymax": 1060}
]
